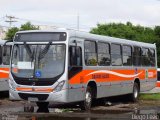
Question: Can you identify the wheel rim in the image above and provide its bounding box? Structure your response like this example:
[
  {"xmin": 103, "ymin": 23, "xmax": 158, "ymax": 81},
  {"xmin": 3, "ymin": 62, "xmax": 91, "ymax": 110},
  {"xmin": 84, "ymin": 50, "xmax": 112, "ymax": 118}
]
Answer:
[
  {"xmin": 85, "ymin": 91, "xmax": 92, "ymax": 108},
  {"xmin": 134, "ymin": 86, "xmax": 138, "ymax": 98}
]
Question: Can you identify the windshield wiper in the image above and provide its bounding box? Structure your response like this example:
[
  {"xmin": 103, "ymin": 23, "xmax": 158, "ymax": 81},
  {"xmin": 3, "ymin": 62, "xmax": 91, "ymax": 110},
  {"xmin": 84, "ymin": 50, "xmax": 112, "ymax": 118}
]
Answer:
[
  {"xmin": 38, "ymin": 42, "xmax": 52, "ymax": 60},
  {"xmin": 24, "ymin": 42, "xmax": 34, "ymax": 59},
  {"xmin": 24, "ymin": 42, "xmax": 35, "ymax": 69},
  {"xmin": 33, "ymin": 45, "xmax": 38, "ymax": 78}
]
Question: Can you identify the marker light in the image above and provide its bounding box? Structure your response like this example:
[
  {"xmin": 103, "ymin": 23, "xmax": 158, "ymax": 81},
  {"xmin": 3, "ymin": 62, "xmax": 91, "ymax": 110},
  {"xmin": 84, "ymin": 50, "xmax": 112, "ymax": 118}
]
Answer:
[{"xmin": 16, "ymin": 87, "xmax": 53, "ymax": 93}]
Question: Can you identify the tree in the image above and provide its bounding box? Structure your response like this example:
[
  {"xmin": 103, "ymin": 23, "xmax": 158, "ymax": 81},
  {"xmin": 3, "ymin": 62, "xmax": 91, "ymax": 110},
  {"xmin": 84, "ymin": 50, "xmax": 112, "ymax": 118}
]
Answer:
[
  {"xmin": 20, "ymin": 22, "xmax": 39, "ymax": 31},
  {"xmin": 5, "ymin": 22, "xmax": 39, "ymax": 41},
  {"xmin": 90, "ymin": 22, "xmax": 156, "ymax": 43},
  {"xmin": 5, "ymin": 27, "xmax": 19, "ymax": 41},
  {"xmin": 155, "ymin": 26, "xmax": 160, "ymax": 37}
]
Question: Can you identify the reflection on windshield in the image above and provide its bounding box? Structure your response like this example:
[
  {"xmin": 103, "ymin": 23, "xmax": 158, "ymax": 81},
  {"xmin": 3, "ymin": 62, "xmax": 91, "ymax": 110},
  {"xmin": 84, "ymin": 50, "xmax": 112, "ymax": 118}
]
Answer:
[{"xmin": 11, "ymin": 44, "xmax": 65, "ymax": 79}]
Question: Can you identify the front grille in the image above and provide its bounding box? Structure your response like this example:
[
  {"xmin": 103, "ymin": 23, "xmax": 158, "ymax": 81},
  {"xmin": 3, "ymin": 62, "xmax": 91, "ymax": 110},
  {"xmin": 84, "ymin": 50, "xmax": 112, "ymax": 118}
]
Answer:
[
  {"xmin": 18, "ymin": 93, "xmax": 49, "ymax": 101},
  {"xmin": 12, "ymin": 73, "xmax": 61, "ymax": 86},
  {"xmin": 15, "ymin": 80, "xmax": 55, "ymax": 86}
]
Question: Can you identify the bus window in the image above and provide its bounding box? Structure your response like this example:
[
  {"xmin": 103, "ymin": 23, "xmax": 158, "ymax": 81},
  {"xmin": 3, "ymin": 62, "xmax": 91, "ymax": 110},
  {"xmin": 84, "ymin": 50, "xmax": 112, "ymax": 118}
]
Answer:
[
  {"xmin": 0, "ymin": 46, "xmax": 2, "ymax": 64},
  {"xmin": 141, "ymin": 48, "xmax": 150, "ymax": 66},
  {"xmin": 84, "ymin": 41, "xmax": 97, "ymax": 66},
  {"xmin": 133, "ymin": 46, "xmax": 141, "ymax": 66},
  {"xmin": 111, "ymin": 44, "xmax": 122, "ymax": 66},
  {"xmin": 69, "ymin": 46, "xmax": 82, "ymax": 66},
  {"xmin": 149, "ymin": 49, "xmax": 155, "ymax": 67},
  {"xmin": 98, "ymin": 42, "xmax": 110, "ymax": 66},
  {"xmin": 2, "ymin": 46, "xmax": 11, "ymax": 65},
  {"xmin": 68, "ymin": 46, "xmax": 82, "ymax": 79},
  {"xmin": 123, "ymin": 45, "xmax": 132, "ymax": 66}
]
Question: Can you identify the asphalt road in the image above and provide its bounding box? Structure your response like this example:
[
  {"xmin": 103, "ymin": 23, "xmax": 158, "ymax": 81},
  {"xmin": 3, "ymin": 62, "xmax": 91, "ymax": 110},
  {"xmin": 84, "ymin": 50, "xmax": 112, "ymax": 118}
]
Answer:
[{"xmin": 1, "ymin": 93, "xmax": 160, "ymax": 120}]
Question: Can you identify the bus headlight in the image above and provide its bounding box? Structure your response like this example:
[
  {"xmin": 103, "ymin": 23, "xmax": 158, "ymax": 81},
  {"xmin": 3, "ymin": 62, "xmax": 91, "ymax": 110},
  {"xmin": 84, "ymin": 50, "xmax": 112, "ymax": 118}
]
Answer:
[{"xmin": 54, "ymin": 81, "xmax": 65, "ymax": 92}]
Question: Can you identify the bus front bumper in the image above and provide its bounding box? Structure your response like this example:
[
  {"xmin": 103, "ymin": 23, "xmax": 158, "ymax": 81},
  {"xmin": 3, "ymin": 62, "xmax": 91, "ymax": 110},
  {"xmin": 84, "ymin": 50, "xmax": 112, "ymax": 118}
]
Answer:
[{"xmin": 9, "ymin": 88, "xmax": 68, "ymax": 103}]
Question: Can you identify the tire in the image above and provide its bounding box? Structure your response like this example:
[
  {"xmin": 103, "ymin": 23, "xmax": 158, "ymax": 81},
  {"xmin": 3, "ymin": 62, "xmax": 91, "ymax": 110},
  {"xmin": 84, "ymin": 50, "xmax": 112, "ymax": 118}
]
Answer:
[
  {"xmin": 36, "ymin": 102, "xmax": 49, "ymax": 113},
  {"xmin": 24, "ymin": 104, "xmax": 34, "ymax": 112},
  {"xmin": 81, "ymin": 86, "xmax": 93, "ymax": 111},
  {"xmin": 130, "ymin": 82, "xmax": 139, "ymax": 102},
  {"xmin": 36, "ymin": 102, "xmax": 49, "ymax": 107}
]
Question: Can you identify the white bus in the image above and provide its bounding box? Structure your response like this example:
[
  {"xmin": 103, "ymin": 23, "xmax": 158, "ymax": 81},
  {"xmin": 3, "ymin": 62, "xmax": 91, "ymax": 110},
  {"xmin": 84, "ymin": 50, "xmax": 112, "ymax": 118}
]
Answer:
[
  {"xmin": 9, "ymin": 30, "xmax": 157, "ymax": 110},
  {"xmin": 0, "ymin": 40, "xmax": 12, "ymax": 91}
]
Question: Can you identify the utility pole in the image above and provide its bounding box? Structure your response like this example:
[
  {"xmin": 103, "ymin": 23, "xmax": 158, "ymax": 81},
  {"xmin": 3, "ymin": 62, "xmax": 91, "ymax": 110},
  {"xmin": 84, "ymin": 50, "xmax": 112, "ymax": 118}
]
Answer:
[
  {"xmin": 77, "ymin": 13, "xmax": 79, "ymax": 31},
  {"xmin": 5, "ymin": 15, "xmax": 17, "ymax": 28}
]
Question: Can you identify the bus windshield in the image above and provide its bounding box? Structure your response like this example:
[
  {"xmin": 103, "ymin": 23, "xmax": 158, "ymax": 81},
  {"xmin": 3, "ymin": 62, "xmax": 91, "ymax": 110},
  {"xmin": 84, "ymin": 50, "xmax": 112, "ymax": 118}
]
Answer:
[{"xmin": 11, "ymin": 43, "xmax": 65, "ymax": 79}]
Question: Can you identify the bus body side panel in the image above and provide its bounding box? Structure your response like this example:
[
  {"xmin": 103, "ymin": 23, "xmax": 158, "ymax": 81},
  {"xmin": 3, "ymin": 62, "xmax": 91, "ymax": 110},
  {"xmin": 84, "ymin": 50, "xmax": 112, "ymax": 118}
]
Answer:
[
  {"xmin": 67, "ymin": 83, "xmax": 86, "ymax": 103},
  {"xmin": 68, "ymin": 68, "xmax": 157, "ymax": 101},
  {"xmin": 139, "ymin": 68, "xmax": 157, "ymax": 92},
  {"xmin": 0, "ymin": 67, "xmax": 9, "ymax": 91},
  {"xmin": 96, "ymin": 81, "xmax": 132, "ymax": 98},
  {"xmin": 0, "ymin": 79, "xmax": 9, "ymax": 91},
  {"xmin": 145, "ymin": 68, "xmax": 157, "ymax": 91},
  {"xmin": 146, "ymin": 47, "xmax": 158, "ymax": 91}
]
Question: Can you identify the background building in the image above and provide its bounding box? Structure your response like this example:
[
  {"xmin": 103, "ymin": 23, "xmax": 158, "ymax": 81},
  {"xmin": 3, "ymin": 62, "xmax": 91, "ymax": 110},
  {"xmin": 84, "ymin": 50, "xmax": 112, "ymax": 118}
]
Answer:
[{"xmin": 0, "ymin": 26, "xmax": 8, "ymax": 39}]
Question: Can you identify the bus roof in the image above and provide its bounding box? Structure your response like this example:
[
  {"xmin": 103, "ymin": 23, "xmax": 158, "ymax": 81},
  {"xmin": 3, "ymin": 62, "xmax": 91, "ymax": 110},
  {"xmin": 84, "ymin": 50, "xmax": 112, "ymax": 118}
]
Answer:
[
  {"xmin": 15, "ymin": 30, "xmax": 156, "ymax": 49},
  {"xmin": 0, "ymin": 39, "xmax": 12, "ymax": 45},
  {"xmin": 0, "ymin": 40, "xmax": 6, "ymax": 44}
]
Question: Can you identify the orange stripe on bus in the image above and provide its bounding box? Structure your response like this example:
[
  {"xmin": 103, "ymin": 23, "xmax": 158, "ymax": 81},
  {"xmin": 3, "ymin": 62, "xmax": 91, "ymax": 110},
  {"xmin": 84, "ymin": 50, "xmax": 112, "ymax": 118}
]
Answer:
[
  {"xmin": 156, "ymin": 81, "xmax": 160, "ymax": 87},
  {"xmin": 148, "ymin": 69, "xmax": 157, "ymax": 79},
  {"xmin": 32, "ymin": 116, "xmax": 36, "ymax": 120},
  {"xmin": 0, "ymin": 68, "xmax": 9, "ymax": 79},
  {"xmin": 69, "ymin": 69, "xmax": 157, "ymax": 84}
]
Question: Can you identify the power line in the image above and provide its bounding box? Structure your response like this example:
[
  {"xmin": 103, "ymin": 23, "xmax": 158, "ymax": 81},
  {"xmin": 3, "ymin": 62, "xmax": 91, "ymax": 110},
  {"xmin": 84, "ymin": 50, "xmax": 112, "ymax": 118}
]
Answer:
[
  {"xmin": 0, "ymin": 16, "xmax": 6, "ymax": 22},
  {"xmin": 0, "ymin": 16, "xmax": 5, "ymax": 19},
  {"xmin": 1, "ymin": 15, "xmax": 94, "ymax": 31},
  {"xmin": 5, "ymin": 15, "xmax": 18, "ymax": 28},
  {"xmin": 18, "ymin": 17, "xmax": 78, "ymax": 27},
  {"xmin": 77, "ymin": 13, "xmax": 79, "ymax": 30}
]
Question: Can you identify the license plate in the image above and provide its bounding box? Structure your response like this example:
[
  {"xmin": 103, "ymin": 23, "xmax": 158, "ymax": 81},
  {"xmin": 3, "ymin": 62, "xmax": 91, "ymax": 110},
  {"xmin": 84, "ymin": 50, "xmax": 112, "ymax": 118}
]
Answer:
[{"xmin": 28, "ymin": 97, "xmax": 38, "ymax": 101}]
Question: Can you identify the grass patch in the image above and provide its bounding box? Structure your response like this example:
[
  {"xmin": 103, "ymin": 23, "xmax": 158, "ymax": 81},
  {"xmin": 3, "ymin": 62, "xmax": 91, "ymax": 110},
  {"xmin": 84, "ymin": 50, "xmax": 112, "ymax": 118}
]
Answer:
[{"xmin": 139, "ymin": 93, "xmax": 160, "ymax": 100}]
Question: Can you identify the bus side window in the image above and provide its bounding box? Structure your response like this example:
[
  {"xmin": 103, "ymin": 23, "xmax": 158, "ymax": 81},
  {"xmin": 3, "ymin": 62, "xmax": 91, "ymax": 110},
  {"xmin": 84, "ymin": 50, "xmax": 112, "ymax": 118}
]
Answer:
[
  {"xmin": 68, "ymin": 46, "xmax": 82, "ymax": 79},
  {"xmin": 111, "ymin": 44, "xmax": 122, "ymax": 66},
  {"xmin": 98, "ymin": 42, "xmax": 111, "ymax": 66},
  {"xmin": 84, "ymin": 41, "xmax": 97, "ymax": 66},
  {"xmin": 141, "ymin": 48, "xmax": 150, "ymax": 66},
  {"xmin": 149, "ymin": 48, "xmax": 155, "ymax": 67},
  {"xmin": 123, "ymin": 45, "xmax": 132, "ymax": 66},
  {"xmin": 0, "ymin": 46, "xmax": 2, "ymax": 64},
  {"xmin": 133, "ymin": 46, "xmax": 141, "ymax": 66},
  {"xmin": 69, "ymin": 46, "xmax": 82, "ymax": 66},
  {"xmin": 3, "ymin": 46, "xmax": 11, "ymax": 65}
]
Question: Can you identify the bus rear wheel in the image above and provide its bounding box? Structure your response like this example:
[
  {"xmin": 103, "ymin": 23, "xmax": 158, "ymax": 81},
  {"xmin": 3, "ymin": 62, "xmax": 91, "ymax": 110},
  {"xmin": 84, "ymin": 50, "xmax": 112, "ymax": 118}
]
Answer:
[
  {"xmin": 81, "ymin": 86, "xmax": 93, "ymax": 111},
  {"xmin": 130, "ymin": 82, "xmax": 139, "ymax": 102},
  {"xmin": 36, "ymin": 102, "xmax": 49, "ymax": 112}
]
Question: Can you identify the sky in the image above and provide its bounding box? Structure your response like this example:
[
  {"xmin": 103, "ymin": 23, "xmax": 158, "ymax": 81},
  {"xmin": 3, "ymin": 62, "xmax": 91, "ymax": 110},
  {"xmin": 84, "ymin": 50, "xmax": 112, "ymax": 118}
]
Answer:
[{"xmin": 0, "ymin": 0, "xmax": 160, "ymax": 31}]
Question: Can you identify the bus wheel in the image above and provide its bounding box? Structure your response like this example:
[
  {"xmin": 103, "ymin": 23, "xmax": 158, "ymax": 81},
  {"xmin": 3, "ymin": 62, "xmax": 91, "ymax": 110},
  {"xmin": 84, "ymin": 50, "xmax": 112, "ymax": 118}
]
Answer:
[
  {"xmin": 81, "ymin": 86, "xmax": 92, "ymax": 111},
  {"xmin": 130, "ymin": 82, "xmax": 139, "ymax": 102},
  {"xmin": 36, "ymin": 102, "xmax": 49, "ymax": 113},
  {"xmin": 24, "ymin": 104, "xmax": 34, "ymax": 112}
]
